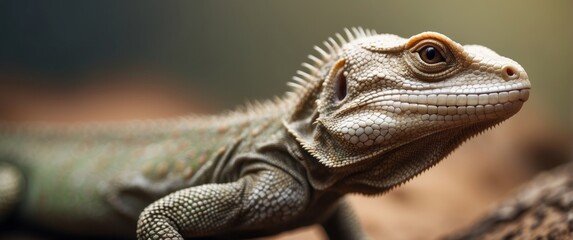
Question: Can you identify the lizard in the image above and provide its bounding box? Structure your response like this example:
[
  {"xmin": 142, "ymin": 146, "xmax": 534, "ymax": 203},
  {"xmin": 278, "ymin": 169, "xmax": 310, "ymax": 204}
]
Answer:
[{"xmin": 0, "ymin": 28, "xmax": 531, "ymax": 239}]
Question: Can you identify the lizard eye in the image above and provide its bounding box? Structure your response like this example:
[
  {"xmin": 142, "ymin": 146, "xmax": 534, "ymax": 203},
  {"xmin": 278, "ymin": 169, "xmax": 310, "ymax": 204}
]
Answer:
[
  {"xmin": 405, "ymin": 39, "xmax": 457, "ymax": 79},
  {"xmin": 418, "ymin": 46, "xmax": 445, "ymax": 64}
]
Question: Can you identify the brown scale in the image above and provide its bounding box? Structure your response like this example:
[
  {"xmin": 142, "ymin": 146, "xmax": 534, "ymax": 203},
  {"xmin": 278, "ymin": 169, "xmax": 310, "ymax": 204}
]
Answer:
[
  {"xmin": 217, "ymin": 125, "xmax": 228, "ymax": 134},
  {"xmin": 182, "ymin": 166, "xmax": 194, "ymax": 180},
  {"xmin": 196, "ymin": 154, "xmax": 207, "ymax": 165},
  {"xmin": 174, "ymin": 159, "xmax": 186, "ymax": 173},
  {"xmin": 154, "ymin": 162, "xmax": 169, "ymax": 179}
]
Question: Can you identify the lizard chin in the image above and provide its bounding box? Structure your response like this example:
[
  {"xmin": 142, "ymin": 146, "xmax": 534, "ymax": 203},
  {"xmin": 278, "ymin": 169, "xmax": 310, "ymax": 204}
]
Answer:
[{"xmin": 331, "ymin": 118, "xmax": 509, "ymax": 195}]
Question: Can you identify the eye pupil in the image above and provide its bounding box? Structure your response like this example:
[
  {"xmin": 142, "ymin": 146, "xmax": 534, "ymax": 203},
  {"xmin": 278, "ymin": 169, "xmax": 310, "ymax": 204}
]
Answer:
[
  {"xmin": 425, "ymin": 47, "xmax": 436, "ymax": 60},
  {"xmin": 418, "ymin": 46, "xmax": 445, "ymax": 64}
]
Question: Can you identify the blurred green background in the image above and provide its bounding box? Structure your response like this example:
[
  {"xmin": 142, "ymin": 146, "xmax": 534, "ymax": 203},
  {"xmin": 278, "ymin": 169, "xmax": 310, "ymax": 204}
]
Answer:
[
  {"xmin": 0, "ymin": 1, "xmax": 570, "ymax": 126},
  {"xmin": 0, "ymin": 2, "xmax": 570, "ymax": 239}
]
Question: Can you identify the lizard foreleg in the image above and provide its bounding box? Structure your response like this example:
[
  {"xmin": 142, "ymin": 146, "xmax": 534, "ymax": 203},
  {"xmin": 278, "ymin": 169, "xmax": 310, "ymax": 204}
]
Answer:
[{"xmin": 136, "ymin": 168, "xmax": 307, "ymax": 240}]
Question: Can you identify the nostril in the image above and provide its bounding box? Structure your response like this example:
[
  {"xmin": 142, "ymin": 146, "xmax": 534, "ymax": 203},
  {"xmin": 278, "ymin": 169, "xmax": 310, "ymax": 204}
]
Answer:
[
  {"xmin": 502, "ymin": 65, "xmax": 520, "ymax": 80},
  {"xmin": 505, "ymin": 67, "xmax": 514, "ymax": 77}
]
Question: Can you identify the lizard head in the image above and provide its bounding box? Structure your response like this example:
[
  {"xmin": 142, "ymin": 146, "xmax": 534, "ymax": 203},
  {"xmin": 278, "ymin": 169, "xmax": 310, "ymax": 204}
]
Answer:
[{"xmin": 285, "ymin": 28, "xmax": 531, "ymax": 194}]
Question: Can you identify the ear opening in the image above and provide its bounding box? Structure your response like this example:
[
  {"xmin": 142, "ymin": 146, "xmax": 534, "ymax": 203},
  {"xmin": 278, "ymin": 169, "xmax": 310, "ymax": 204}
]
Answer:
[
  {"xmin": 285, "ymin": 58, "xmax": 346, "ymax": 160},
  {"xmin": 286, "ymin": 57, "xmax": 372, "ymax": 169},
  {"xmin": 334, "ymin": 64, "xmax": 347, "ymax": 102},
  {"xmin": 317, "ymin": 58, "xmax": 347, "ymax": 112}
]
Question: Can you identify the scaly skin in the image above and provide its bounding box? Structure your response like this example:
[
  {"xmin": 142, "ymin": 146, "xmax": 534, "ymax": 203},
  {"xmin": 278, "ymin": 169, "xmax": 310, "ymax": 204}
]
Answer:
[{"xmin": 0, "ymin": 28, "xmax": 530, "ymax": 239}]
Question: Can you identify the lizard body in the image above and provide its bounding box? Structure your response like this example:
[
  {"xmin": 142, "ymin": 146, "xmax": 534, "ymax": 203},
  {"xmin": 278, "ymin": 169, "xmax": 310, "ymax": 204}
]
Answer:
[{"xmin": 0, "ymin": 28, "xmax": 531, "ymax": 239}]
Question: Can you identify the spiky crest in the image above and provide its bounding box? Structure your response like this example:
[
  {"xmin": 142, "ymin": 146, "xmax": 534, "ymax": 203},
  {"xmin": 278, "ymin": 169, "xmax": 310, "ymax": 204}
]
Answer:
[{"xmin": 286, "ymin": 27, "xmax": 377, "ymax": 98}]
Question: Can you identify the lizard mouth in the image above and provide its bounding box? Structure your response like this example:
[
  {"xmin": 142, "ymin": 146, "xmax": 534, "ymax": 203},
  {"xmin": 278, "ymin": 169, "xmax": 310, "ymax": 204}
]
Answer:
[{"xmin": 366, "ymin": 88, "xmax": 530, "ymax": 120}]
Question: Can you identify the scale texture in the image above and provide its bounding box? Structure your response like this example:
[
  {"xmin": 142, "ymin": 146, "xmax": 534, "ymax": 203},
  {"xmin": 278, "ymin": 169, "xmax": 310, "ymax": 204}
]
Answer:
[{"xmin": 0, "ymin": 28, "xmax": 531, "ymax": 239}]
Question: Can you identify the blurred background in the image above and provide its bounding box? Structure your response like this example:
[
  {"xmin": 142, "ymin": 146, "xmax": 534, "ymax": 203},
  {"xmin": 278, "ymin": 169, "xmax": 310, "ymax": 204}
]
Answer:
[{"xmin": 0, "ymin": 1, "xmax": 570, "ymax": 239}]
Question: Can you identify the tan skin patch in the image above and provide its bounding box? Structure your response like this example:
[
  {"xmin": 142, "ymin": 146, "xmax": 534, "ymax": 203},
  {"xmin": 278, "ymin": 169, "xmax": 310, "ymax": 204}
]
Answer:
[
  {"xmin": 183, "ymin": 166, "xmax": 194, "ymax": 180},
  {"xmin": 155, "ymin": 162, "xmax": 169, "ymax": 179},
  {"xmin": 174, "ymin": 159, "xmax": 186, "ymax": 173},
  {"xmin": 197, "ymin": 154, "xmax": 207, "ymax": 164},
  {"xmin": 217, "ymin": 125, "xmax": 228, "ymax": 134}
]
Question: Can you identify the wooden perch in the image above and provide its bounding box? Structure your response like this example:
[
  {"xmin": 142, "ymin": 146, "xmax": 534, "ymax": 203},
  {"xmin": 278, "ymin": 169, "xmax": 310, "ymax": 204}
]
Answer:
[{"xmin": 447, "ymin": 162, "xmax": 573, "ymax": 240}]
